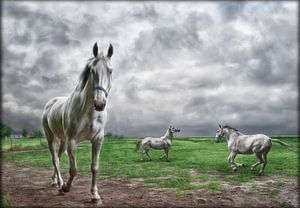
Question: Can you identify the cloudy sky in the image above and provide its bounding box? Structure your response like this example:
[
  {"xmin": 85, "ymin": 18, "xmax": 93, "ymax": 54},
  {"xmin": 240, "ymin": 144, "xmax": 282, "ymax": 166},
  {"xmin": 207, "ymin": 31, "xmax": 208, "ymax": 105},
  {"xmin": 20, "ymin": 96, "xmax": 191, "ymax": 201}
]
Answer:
[{"xmin": 2, "ymin": 1, "xmax": 298, "ymax": 137}]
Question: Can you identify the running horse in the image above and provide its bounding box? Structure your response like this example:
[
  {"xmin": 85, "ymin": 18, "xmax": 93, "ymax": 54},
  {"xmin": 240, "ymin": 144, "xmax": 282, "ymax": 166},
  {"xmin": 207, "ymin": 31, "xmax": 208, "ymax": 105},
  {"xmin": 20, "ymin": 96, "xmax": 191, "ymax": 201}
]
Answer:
[
  {"xmin": 215, "ymin": 124, "xmax": 292, "ymax": 174},
  {"xmin": 42, "ymin": 43, "xmax": 113, "ymax": 203}
]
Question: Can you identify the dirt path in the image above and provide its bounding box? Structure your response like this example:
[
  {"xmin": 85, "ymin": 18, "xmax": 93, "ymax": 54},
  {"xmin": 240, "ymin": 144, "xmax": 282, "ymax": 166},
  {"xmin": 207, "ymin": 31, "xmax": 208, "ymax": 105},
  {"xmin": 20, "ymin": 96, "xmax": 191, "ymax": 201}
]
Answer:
[{"xmin": 2, "ymin": 162, "xmax": 298, "ymax": 207}]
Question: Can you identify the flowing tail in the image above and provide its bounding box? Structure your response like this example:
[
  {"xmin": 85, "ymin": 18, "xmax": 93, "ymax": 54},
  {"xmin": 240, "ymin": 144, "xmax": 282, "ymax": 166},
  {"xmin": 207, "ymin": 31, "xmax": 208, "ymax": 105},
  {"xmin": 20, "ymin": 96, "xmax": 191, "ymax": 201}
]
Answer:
[
  {"xmin": 272, "ymin": 139, "xmax": 295, "ymax": 152},
  {"xmin": 135, "ymin": 140, "xmax": 142, "ymax": 151}
]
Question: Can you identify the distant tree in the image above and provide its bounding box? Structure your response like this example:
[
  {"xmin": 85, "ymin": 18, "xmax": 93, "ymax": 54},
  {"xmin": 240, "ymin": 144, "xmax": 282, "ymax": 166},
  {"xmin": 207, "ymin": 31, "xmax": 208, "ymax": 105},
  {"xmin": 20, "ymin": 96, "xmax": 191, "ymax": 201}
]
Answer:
[
  {"xmin": 0, "ymin": 123, "xmax": 13, "ymax": 138},
  {"xmin": 117, "ymin": 135, "xmax": 124, "ymax": 139},
  {"xmin": 32, "ymin": 130, "xmax": 44, "ymax": 138},
  {"xmin": 22, "ymin": 128, "xmax": 28, "ymax": 138},
  {"xmin": 105, "ymin": 132, "xmax": 113, "ymax": 137}
]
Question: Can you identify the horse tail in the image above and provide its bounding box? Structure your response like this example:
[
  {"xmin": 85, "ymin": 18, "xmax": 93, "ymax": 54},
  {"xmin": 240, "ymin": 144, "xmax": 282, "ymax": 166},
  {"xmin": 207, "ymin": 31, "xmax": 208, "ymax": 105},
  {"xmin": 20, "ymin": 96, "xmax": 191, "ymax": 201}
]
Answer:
[
  {"xmin": 272, "ymin": 138, "xmax": 295, "ymax": 151},
  {"xmin": 135, "ymin": 140, "xmax": 142, "ymax": 151}
]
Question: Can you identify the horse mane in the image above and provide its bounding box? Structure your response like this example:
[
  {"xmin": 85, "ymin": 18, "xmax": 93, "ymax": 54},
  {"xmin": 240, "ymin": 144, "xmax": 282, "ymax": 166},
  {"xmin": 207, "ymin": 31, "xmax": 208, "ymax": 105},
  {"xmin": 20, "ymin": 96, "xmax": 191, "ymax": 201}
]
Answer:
[
  {"xmin": 79, "ymin": 57, "xmax": 99, "ymax": 89},
  {"xmin": 223, "ymin": 125, "xmax": 238, "ymax": 132},
  {"xmin": 79, "ymin": 64, "xmax": 92, "ymax": 89},
  {"xmin": 78, "ymin": 55, "xmax": 106, "ymax": 90}
]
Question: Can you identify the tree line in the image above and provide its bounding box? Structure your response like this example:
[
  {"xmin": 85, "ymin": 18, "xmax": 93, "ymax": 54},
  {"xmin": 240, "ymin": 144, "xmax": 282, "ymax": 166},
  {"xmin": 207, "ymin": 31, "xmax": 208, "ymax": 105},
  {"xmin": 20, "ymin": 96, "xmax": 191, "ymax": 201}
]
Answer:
[{"xmin": 0, "ymin": 123, "xmax": 44, "ymax": 138}]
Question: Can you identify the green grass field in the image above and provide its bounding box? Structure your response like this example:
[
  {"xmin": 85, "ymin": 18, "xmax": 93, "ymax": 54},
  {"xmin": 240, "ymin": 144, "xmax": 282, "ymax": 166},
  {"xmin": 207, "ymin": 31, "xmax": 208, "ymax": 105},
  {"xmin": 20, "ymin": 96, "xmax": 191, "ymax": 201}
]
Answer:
[
  {"xmin": 2, "ymin": 137, "xmax": 299, "ymax": 191},
  {"xmin": 2, "ymin": 138, "xmax": 48, "ymax": 151}
]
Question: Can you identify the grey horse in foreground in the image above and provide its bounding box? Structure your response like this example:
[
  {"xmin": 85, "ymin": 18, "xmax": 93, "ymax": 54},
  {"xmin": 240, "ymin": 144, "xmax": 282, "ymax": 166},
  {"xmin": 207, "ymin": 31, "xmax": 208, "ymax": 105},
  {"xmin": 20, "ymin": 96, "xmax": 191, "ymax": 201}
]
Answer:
[
  {"xmin": 136, "ymin": 126, "xmax": 180, "ymax": 161},
  {"xmin": 42, "ymin": 43, "xmax": 113, "ymax": 203},
  {"xmin": 215, "ymin": 124, "xmax": 292, "ymax": 174}
]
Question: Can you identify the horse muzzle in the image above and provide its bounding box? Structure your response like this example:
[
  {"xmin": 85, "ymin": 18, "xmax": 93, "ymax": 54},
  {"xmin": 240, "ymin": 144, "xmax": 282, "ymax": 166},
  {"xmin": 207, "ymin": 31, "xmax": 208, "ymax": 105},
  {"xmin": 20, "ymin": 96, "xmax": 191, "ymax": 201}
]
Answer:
[{"xmin": 94, "ymin": 99, "xmax": 106, "ymax": 111}]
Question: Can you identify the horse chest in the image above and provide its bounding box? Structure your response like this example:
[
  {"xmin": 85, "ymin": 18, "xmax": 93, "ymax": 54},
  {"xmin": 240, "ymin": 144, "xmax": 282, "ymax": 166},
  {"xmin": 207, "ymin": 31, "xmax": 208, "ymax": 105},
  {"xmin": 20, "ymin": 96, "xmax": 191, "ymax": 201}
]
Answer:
[{"xmin": 65, "ymin": 112, "xmax": 106, "ymax": 140}]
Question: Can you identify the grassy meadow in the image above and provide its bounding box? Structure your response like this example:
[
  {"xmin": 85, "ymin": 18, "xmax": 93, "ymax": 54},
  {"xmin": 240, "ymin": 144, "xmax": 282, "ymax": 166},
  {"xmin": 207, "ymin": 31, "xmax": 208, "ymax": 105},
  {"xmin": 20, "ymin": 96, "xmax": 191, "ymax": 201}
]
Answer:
[{"xmin": 2, "ymin": 137, "xmax": 299, "ymax": 192}]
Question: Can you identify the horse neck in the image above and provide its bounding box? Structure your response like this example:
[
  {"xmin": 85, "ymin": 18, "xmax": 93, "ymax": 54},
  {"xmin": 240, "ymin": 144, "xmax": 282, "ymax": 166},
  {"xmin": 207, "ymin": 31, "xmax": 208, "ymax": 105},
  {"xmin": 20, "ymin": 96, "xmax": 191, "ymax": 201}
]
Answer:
[
  {"xmin": 225, "ymin": 130, "xmax": 239, "ymax": 142},
  {"xmin": 164, "ymin": 130, "xmax": 173, "ymax": 140},
  {"xmin": 73, "ymin": 69, "xmax": 94, "ymax": 113}
]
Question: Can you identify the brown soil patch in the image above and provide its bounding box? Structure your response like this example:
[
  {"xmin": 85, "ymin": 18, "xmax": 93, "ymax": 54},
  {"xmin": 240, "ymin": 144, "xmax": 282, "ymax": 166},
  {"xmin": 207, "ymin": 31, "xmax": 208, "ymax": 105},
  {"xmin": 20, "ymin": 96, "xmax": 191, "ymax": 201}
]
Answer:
[{"xmin": 2, "ymin": 163, "xmax": 299, "ymax": 208}]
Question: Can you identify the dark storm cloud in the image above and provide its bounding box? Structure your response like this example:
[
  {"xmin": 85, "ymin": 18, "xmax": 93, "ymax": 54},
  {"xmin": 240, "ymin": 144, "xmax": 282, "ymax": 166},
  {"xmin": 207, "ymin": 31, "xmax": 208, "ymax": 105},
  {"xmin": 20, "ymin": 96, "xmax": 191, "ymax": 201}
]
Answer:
[
  {"xmin": 4, "ymin": 3, "xmax": 80, "ymax": 47},
  {"xmin": 133, "ymin": 11, "xmax": 213, "ymax": 52},
  {"xmin": 108, "ymin": 2, "xmax": 297, "ymax": 136},
  {"xmin": 2, "ymin": 2, "xmax": 298, "ymax": 136},
  {"xmin": 130, "ymin": 4, "xmax": 159, "ymax": 22},
  {"xmin": 2, "ymin": 2, "xmax": 84, "ymax": 131},
  {"xmin": 218, "ymin": 1, "xmax": 246, "ymax": 21}
]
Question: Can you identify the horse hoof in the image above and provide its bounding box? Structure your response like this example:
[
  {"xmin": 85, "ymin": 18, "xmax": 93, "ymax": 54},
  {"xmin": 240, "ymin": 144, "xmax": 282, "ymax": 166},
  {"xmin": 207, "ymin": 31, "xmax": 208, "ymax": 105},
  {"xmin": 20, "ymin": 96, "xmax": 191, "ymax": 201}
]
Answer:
[
  {"xmin": 51, "ymin": 183, "xmax": 58, "ymax": 187},
  {"xmin": 91, "ymin": 198, "xmax": 102, "ymax": 204},
  {"xmin": 62, "ymin": 184, "xmax": 70, "ymax": 192},
  {"xmin": 258, "ymin": 172, "xmax": 264, "ymax": 176},
  {"xmin": 59, "ymin": 189, "xmax": 65, "ymax": 195}
]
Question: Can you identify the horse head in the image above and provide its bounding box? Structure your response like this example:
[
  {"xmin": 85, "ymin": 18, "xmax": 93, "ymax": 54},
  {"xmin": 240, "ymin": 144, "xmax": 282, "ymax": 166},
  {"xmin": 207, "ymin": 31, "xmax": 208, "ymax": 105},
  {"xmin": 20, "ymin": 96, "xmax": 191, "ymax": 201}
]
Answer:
[
  {"xmin": 89, "ymin": 42, "xmax": 113, "ymax": 111},
  {"xmin": 215, "ymin": 124, "xmax": 224, "ymax": 143},
  {"xmin": 169, "ymin": 125, "xmax": 180, "ymax": 133}
]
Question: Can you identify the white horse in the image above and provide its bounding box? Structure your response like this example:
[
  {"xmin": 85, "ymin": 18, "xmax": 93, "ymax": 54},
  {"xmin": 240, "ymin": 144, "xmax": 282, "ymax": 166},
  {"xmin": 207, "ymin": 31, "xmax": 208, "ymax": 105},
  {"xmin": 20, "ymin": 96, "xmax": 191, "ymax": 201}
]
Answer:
[
  {"xmin": 136, "ymin": 126, "xmax": 180, "ymax": 161},
  {"xmin": 215, "ymin": 124, "xmax": 291, "ymax": 174},
  {"xmin": 42, "ymin": 42, "xmax": 113, "ymax": 203}
]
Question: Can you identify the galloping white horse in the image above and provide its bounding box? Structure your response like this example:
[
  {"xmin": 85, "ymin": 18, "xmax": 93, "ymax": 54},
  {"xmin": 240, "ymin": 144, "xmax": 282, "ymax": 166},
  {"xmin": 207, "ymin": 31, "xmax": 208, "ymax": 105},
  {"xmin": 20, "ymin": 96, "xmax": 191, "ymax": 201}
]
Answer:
[
  {"xmin": 215, "ymin": 124, "xmax": 291, "ymax": 174},
  {"xmin": 42, "ymin": 43, "xmax": 113, "ymax": 203},
  {"xmin": 136, "ymin": 126, "xmax": 180, "ymax": 161}
]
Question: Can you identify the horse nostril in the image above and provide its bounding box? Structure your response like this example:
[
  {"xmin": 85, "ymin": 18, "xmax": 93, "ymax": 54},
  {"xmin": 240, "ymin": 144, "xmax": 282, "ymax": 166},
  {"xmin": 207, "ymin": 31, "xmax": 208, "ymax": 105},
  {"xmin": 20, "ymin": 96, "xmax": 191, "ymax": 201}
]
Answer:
[{"xmin": 93, "ymin": 99, "xmax": 107, "ymax": 111}]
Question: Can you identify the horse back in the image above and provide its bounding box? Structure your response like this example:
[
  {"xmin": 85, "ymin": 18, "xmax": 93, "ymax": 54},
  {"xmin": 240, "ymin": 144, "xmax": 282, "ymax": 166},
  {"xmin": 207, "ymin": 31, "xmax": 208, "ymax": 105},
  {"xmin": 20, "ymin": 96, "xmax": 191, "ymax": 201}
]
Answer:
[{"xmin": 235, "ymin": 134, "xmax": 272, "ymax": 154}]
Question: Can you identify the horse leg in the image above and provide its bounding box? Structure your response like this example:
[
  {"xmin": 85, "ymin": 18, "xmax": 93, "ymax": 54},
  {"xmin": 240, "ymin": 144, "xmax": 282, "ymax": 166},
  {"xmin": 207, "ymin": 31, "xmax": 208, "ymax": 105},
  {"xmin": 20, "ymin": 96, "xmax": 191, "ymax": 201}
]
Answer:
[
  {"xmin": 62, "ymin": 140, "xmax": 77, "ymax": 192},
  {"xmin": 230, "ymin": 152, "xmax": 244, "ymax": 168},
  {"xmin": 48, "ymin": 139, "xmax": 64, "ymax": 194},
  {"xmin": 140, "ymin": 145, "xmax": 147, "ymax": 161},
  {"xmin": 160, "ymin": 153, "xmax": 166, "ymax": 159},
  {"xmin": 140, "ymin": 150, "xmax": 145, "ymax": 161},
  {"xmin": 160, "ymin": 146, "xmax": 167, "ymax": 159},
  {"xmin": 251, "ymin": 153, "xmax": 263, "ymax": 171},
  {"xmin": 51, "ymin": 170, "xmax": 58, "ymax": 187},
  {"xmin": 164, "ymin": 148, "xmax": 169, "ymax": 161},
  {"xmin": 233, "ymin": 161, "xmax": 244, "ymax": 168},
  {"xmin": 44, "ymin": 125, "xmax": 59, "ymax": 187},
  {"xmin": 233, "ymin": 157, "xmax": 245, "ymax": 168},
  {"xmin": 259, "ymin": 152, "xmax": 268, "ymax": 174},
  {"xmin": 145, "ymin": 149, "xmax": 152, "ymax": 161},
  {"xmin": 228, "ymin": 152, "xmax": 238, "ymax": 171},
  {"xmin": 91, "ymin": 137, "xmax": 103, "ymax": 204},
  {"xmin": 52, "ymin": 141, "xmax": 66, "ymax": 187}
]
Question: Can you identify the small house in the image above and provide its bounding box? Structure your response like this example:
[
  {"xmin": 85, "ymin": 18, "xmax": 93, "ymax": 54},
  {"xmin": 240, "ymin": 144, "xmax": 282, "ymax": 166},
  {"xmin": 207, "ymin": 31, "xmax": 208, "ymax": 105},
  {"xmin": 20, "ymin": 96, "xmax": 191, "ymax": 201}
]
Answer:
[{"xmin": 10, "ymin": 131, "xmax": 23, "ymax": 139}]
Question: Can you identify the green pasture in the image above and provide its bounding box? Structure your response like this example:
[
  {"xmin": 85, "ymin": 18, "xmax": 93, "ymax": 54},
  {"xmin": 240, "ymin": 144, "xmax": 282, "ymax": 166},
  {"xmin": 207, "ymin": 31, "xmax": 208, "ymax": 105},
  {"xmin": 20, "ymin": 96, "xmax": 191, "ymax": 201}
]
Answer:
[
  {"xmin": 1, "ymin": 138, "xmax": 48, "ymax": 151},
  {"xmin": 2, "ymin": 137, "xmax": 299, "ymax": 192}
]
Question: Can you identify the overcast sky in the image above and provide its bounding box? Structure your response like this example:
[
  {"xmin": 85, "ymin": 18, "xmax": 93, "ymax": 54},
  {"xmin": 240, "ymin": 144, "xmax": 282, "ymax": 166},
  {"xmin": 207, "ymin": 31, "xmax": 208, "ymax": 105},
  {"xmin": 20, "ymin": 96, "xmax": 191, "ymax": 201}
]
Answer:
[{"xmin": 2, "ymin": 1, "xmax": 298, "ymax": 137}]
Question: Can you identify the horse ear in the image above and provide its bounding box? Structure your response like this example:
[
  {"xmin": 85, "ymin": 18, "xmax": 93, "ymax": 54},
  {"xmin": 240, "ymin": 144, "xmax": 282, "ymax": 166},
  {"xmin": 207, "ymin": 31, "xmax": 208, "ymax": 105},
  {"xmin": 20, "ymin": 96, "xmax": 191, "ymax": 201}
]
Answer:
[
  {"xmin": 219, "ymin": 124, "xmax": 222, "ymax": 128},
  {"xmin": 107, "ymin": 44, "xmax": 113, "ymax": 59},
  {"xmin": 93, "ymin": 42, "xmax": 98, "ymax": 57}
]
